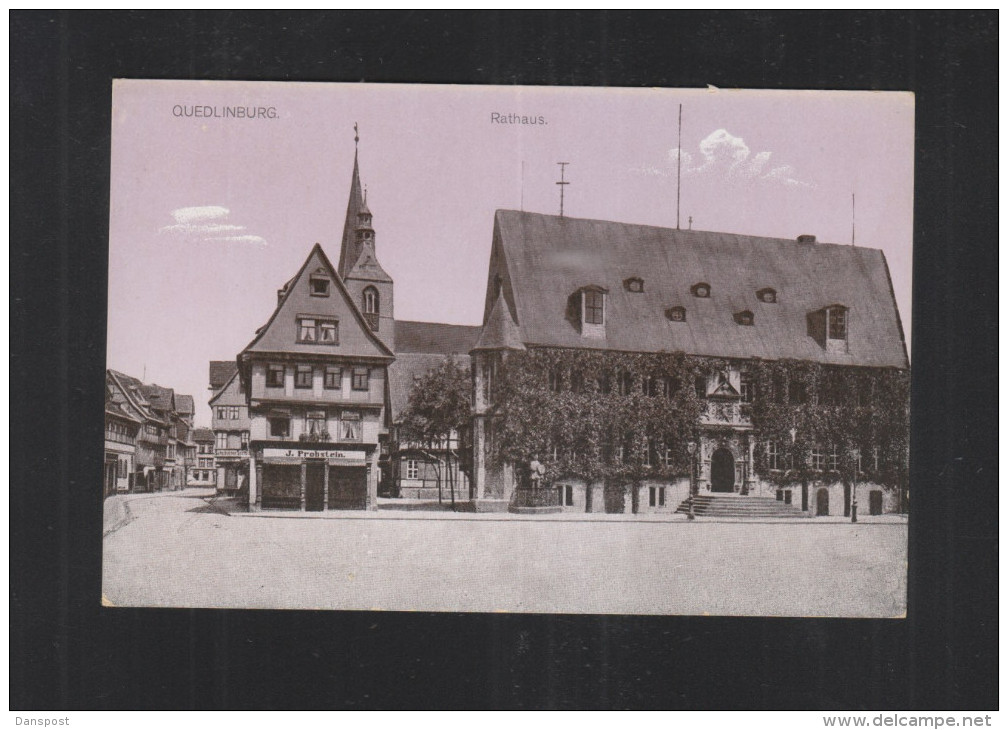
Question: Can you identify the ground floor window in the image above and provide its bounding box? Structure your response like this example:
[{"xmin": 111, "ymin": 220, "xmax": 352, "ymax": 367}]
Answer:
[
  {"xmin": 117, "ymin": 457, "xmax": 128, "ymax": 478},
  {"xmin": 261, "ymin": 464, "xmax": 301, "ymax": 509},
  {"xmin": 406, "ymin": 459, "xmax": 419, "ymax": 480},
  {"xmin": 557, "ymin": 484, "xmax": 573, "ymax": 506},
  {"xmin": 649, "ymin": 486, "xmax": 666, "ymax": 507}
]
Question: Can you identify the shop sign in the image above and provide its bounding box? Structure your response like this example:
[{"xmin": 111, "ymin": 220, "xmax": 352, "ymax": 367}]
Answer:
[{"xmin": 262, "ymin": 448, "xmax": 366, "ymax": 461}]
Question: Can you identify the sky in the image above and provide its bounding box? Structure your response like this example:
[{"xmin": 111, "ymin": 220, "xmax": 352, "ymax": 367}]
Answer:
[{"xmin": 108, "ymin": 81, "xmax": 914, "ymax": 427}]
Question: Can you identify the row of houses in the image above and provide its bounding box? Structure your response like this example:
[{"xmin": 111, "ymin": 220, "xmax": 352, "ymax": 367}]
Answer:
[
  {"xmin": 103, "ymin": 370, "xmax": 203, "ymax": 497},
  {"xmin": 200, "ymin": 137, "xmax": 909, "ymax": 517}
]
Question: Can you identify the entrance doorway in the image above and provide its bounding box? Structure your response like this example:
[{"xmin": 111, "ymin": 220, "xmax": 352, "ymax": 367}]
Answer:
[
  {"xmin": 710, "ymin": 448, "xmax": 736, "ymax": 492},
  {"xmin": 305, "ymin": 461, "xmax": 325, "ymax": 512},
  {"xmin": 816, "ymin": 487, "xmax": 830, "ymax": 516},
  {"xmin": 869, "ymin": 490, "xmax": 883, "ymax": 516}
]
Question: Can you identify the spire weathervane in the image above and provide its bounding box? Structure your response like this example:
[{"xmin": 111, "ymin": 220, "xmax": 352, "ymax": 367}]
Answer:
[{"xmin": 556, "ymin": 162, "xmax": 570, "ymax": 218}]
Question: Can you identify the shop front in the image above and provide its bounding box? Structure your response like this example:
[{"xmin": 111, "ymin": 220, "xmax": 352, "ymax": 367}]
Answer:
[{"xmin": 251, "ymin": 444, "xmax": 372, "ymax": 511}]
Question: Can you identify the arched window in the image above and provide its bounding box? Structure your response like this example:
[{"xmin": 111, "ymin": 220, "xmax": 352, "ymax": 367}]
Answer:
[{"xmin": 362, "ymin": 287, "xmax": 380, "ymax": 331}]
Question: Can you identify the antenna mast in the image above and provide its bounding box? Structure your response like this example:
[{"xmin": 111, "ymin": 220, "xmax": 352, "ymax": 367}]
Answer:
[
  {"xmin": 556, "ymin": 162, "xmax": 570, "ymax": 218},
  {"xmin": 676, "ymin": 103, "xmax": 682, "ymax": 230}
]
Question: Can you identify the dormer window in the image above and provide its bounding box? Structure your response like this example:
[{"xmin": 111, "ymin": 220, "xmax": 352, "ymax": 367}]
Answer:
[
  {"xmin": 624, "ymin": 277, "xmax": 644, "ymax": 293},
  {"xmin": 828, "ymin": 306, "xmax": 847, "ymax": 340},
  {"xmin": 691, "ymin": 282, "xmax": 711, "ymax": 298},
  {"xmin": 665, "ymin": 306, "xmax": 686, "ymax": 322},
  {"xmin": 757, "ymin": 287, "xmax": 777, "ymax": 303},
  {"xmin": 734, "ymin": 310, "xmax": 755, "ymax": 326},
  {"xmin": 584, "ymin": 290, "xmax": 604, "ymax": 324},
  {"xmin": 310, "ymin": 276, "xmax": 330, "ymax": 297},
  {"xmin": 807, "ymin": 304, "xmax": 849, "ymax": 352},
  {"xmin": 567, "ymin": 285, "xmax": 607, "ymax": 338}
]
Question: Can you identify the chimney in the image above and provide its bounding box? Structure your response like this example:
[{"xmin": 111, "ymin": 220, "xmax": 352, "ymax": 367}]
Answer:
[{"xmin": 797, "ymin": 234, "xmax": 816, "ymax": 244}]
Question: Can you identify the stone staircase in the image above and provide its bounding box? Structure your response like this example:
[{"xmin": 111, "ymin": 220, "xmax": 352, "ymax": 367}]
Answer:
[{"xmin": 675, "ymin": 493, "xmax": 807, "ymax": 518}]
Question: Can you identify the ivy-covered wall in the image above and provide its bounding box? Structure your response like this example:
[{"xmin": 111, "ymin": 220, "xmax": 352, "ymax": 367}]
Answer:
[{"xmin": 485, "ymin": 347, "xmax": 909, "ymax": 493}]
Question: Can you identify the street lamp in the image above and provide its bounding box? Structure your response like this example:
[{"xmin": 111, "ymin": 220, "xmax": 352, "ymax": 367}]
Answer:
[
  {"xmin": 686, "ymin": 440, "xmax": 697, "ymax": 521},
  {"xmin": 849, "ymin": 446, "xmax": 859, "ymax": 523}
]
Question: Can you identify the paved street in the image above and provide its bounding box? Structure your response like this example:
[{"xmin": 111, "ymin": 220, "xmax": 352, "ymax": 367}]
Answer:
[{"xmin": 103, "ymin": 489, "xmax": 907, "ymax": 617}]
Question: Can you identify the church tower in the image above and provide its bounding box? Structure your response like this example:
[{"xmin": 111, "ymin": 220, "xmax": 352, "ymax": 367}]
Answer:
[{"xmin": 338, "ymin": 127, "xmax": 395, "ymax": 351}]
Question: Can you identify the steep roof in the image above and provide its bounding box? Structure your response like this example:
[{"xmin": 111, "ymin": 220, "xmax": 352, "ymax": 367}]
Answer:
[
  {"xmin": 192, "ymin": 427, "xmax": 215, "ymax": 442},
  {"xmin": 394, "ymin": 320, "xmax": 482, "ymax": 354},
  {"xmin": 175, "ymin": 394, "xmax": 195, "ymax": 416},
  {"xmin": 107, "ymin": 370, "xmax": 167, "ymax": 425},
  {"xmin": 140, "ymin": 384, "xmax": 175, "ymax": 413},
  {"xmin": 345, "ymin": 240, "xmax": 393, "ymax": 283},
  {"xmin": 387, "ymin": 352, "xmax": 470, "ymax": 422},
  {"xmin": 208, "ymin": 360, "xmax": 237, "ymax": 391},
  {"xmin": 487, "ymin": 210, "xmax": 908, "ymax": 369},
  {"xmin": 472, "ymin": 289, "xmax": 526, "ymax": 352},
  {"xmin": 240, "ymin": 243, "xmax": 394, "ymax": 361},
  {"xmin": 337, "ymin": 150, "xmax": 365, "ymax": 279}
]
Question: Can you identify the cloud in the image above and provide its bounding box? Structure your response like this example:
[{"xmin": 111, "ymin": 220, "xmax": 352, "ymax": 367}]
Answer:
[
  {"xmin": 663, "ymin": 129, "xmax": 814, "ymax": 188},
  {"xmin": 159, "ymin": 206, "xmax": 267, "ymax": 245}
]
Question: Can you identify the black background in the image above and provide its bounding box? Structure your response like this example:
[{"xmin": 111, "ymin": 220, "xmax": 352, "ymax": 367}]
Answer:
[{"xmin": 10, "ymin": 11, "xmax": 998, "ymax": 710}]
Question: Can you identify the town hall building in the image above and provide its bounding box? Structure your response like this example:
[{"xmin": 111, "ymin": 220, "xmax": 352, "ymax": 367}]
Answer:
[{"xmin": 470, "ymin": 210, "xmax": 910, "ymax": 517}]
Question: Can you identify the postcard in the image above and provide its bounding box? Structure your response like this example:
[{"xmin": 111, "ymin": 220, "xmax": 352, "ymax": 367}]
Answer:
[{"xmin": 103, "ymin": 80, "xmax": 912, "ymax": 616}]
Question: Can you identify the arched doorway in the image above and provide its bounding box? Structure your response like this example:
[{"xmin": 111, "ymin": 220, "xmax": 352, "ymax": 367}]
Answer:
[
  {"xmin": 816, "ymin": 488, "xmax": 830, "ymax": 516},
  {"xmin": 710, "ymin": 448, "xmax": 736, "ymax": 492}
]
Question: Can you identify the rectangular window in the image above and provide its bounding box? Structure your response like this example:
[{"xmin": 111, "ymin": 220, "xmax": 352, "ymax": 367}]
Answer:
[
  {"xmin": 324, "ymin": 367, "xmax": 342, "ymax": 390},
  {"xmin": 318, "ymin": 320, "xmax": 338, "ymax": 345},
  {"xmin": 269, "ymin": 417, "xmax": 290, "ymax": 438},
  {"xmin": 767, "ymin": 441, "xmax": 781, "ymax": 470},
  {"xmin": 694, "ymin": 375, "xmax": 707, "ymax": 399},
  {"xmin": 740, "ymin": 373, "xmax": 755, "ymax": 403},
  {"xmin": 583, "ymin": 290, "xmax": 604, "ymax": 324},
  {"xmin": 664, "ymin": 444, "xmax": 674, "ymax": 467},
  {"xmin": 659, "ymin": 487, "xmax": 666, "ymax": 507},
  {"xmin": 662, "ymin": 376, "xmax": 678, "ymax": 400},
  {"xmin": 310, "ymin": 277, "xmax": 330, "ymax": 297},
  {"xmin": 266, "ymin": 364, "xmax": 285, "ymax": 388},
  {"xmin": 352, "ymin": 367, "xmax": 369, "ymax": 391},
  {"xmin": 117, "ymin": 458, "xmax": 127, "ymax": 478},
  {"xmin": 548, "ymin": 368, "xmax": 561, "ymax": 393},
  {"xmin": 649, "ymin": 487, "xmax": 656, "ymax": 507},
  {"xmin": 828, "ymin": 308, "xmax": 847, "ymax": 340},
  {"xmin": 241, "ymin": 431, "xmax": 249, "ymax": 447},
  {"xmin": 483, "ymin": 362, "xmax": 494, "ymax": 402},
  {"xmin": 557, "ymin": 485, "xmax": 573, "ymax": 506},
  {"xmin": 295, "ymin": 365, "xmax": 313, "ymax": 389},
  {"xmin": 406, "ymin": 459, "xmax": 419, "ymax": 480},
  {"xmin": 305, "ymin": 410, "xmax": 327, "ymax": 437},
  {"xmin": 340, "ymin": 410, "xmax": 362, "ymax": 441},
  {"xmin": 216, "ymin": 432, "xmax": 227, "ymax": 449},
  {"xmin": 617, "ymin": 371, "xmax": 633, "ymax": 396},
  {"xmin": 298, "ymin": 317, "xmax": 317, "ymax": 343},
  {"xmin": 827, "ymin": 444, "xmax": 840, "ymax": 471},
  {"xmin": 811, "ymin": 446, "xmax": 825, "ymax": 471}
]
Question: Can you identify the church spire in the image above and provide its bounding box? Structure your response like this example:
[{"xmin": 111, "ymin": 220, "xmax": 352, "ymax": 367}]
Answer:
[{"xmin": 337, "ymin": 123, "xmax": 366, "ymax": 279}]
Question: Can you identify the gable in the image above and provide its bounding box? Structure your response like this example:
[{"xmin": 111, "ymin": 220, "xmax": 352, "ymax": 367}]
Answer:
[
  {"xmin": 241, "ymin": 243, "xmax": 393, "ymax": 360},
  {"xmin": 208, "ymin": 369, "xmax": 244, "ymax": 407}
]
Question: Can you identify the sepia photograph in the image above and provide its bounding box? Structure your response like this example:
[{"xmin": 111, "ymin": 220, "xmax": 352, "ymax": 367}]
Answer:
[{"xmin": 102, "ymin": 80, "xmax": 913, "ymax": 616}]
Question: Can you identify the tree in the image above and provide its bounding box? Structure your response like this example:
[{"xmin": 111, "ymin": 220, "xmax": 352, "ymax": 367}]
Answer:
[{"xmin": 398, "ymin": 357, "xmax": 472, "ymax": 506}]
